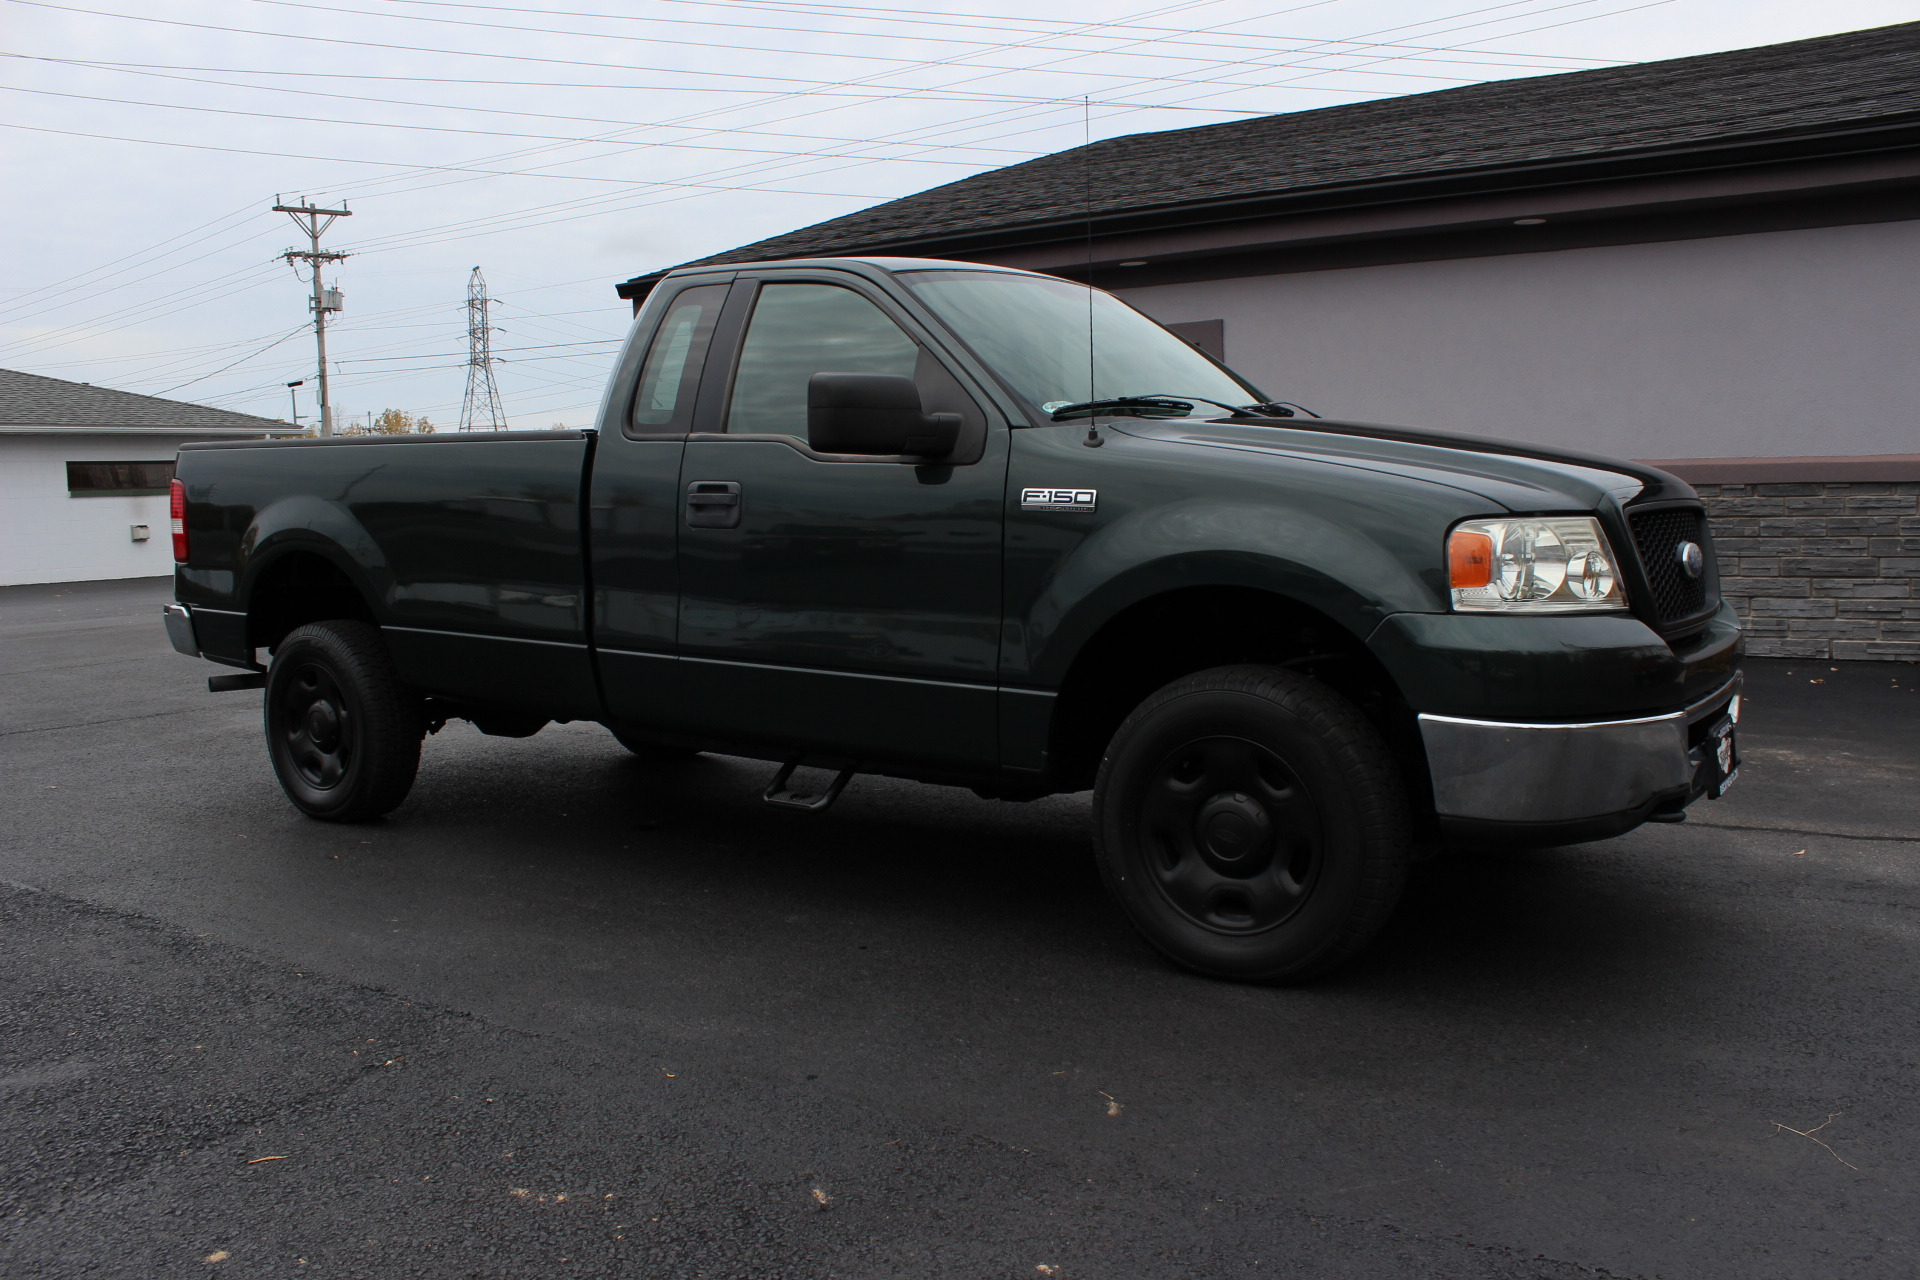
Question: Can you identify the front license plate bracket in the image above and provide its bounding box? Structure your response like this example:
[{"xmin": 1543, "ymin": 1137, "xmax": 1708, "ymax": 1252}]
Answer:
[{"xmin": 1705, "ymin": 719, "xmax": 1739, "ymax": 799}]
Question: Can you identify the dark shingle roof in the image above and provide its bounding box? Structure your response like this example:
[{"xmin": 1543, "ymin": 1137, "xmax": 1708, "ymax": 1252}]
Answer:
[
  {"xmin": 637, "ymin": 20, "xmax": 1920, "ymax": 283},
  {"xmin": 0, "ymin": 368, "xmax": 290, "ymax": 430}
]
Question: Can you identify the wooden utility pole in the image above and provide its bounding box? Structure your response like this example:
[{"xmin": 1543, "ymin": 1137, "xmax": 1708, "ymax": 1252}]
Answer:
[{"xmin": 273, "ymin": 197, "xmax": 351, "ymax": 437}]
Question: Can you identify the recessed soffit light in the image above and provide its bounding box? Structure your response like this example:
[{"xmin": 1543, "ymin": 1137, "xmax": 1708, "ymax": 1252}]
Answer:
[{"xmin": 1513, "ymin": 217, "xmax": 1547, "ymax": 226}]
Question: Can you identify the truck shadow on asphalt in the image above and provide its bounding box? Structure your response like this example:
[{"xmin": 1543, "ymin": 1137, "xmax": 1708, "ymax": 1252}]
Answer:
[{"xmin": 388, "ymin": 727, "xmax": 1722, "ymax": 1009}]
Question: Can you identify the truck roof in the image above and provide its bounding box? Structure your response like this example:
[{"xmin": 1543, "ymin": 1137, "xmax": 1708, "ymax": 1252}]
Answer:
[{"xmin": 630, "ymin": 255, "xmax": 1049, "ymax": 303}]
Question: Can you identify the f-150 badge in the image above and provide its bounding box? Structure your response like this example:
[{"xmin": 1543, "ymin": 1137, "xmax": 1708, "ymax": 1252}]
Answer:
[{"xmin": 1020, "ymin": 487, "xmax": 1098, "ymax": 512}]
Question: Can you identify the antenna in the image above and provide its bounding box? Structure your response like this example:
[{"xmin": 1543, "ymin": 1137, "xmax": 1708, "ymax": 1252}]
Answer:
[
  {"xmin": 1082, "ymin": 98, "xmax": 1102, "ymax": 448},
  {"xmin": 459, "ymin": 266, "xmax": 507, "ymax": 432}
]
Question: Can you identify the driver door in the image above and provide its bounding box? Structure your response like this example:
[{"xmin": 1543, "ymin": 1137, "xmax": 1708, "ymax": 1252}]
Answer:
[{"xmin": 668, "ymin": 274, "xmax": 1008, "ymax": 770}]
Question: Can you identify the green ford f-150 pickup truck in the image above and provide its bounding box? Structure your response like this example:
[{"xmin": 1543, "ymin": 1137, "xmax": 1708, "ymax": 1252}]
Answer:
[{"xmin": 164, "ymin": 256, "xmax": 1742, "ymax": 981}]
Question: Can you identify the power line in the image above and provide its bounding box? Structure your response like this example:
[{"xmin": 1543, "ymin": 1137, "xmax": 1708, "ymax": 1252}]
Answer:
[
  {"xmin": 0, "ymin": 52, "xmax": 1273, "ymax": 109},
  {"xmin": 0, "ymin": 1, "xmax": 1506, "ymax": 234},
  {"xmin": 336, "ymin": 0, "xmax": 1340, "ymax": 216},
  {"xmin": 0, "ymin": 57, "xmax": 1045, "ymax": 158},
  {"xmin": 152, "ymin": 324, "xmax": 309, "ymax": 396},
  {"xmin": 1105, "ymin": 0, "xmax": 1682, "ymax": 116},
  {"xmin": 276, "ymin": 0, "xmax": 1277, "ymax": 241},
  {"xmin": 0, "ymin": 201, "xmax": 258, "ymax": 314},
  {"xmin": 3, "ymin": 0, "xmax": 1651, "ymax": 235},
  {"xmin": 3, "ymin": 0, "xmax": 1673, "ymax": 401},
  {"xmin": 12, "ymin": 330, "xmax": 290, "ymax": 370},
  {"xmin": 2, "ymin": 271, "xmax": 621, "ymax": 370},
  {"xmin": 9, "ymin": 0, "xmax": 1245, "ymax": 98},
  {"xmin": 0, "ymin": 84, "xmax": 1028, "ymax": 166},
  {"xmin": 0, "ymin": 121, "xmax": 888, "ymax": 195},
  {"xmin": 0, "ymin": 0, "xmax": 1626, "ymax": 297},
  {"xmin": 344, "ymin": 339, "xmax": 621, "ymax": 363},
  {"xmin": 0, "ymin": 220, "xmax": 283, "ymax": 329},
  {"xmin": 3, "ymin": 1, "xmax": 1311, "ymax": 243},
  {"xmin": 284, "ymin": 15, "xmax": 1354, "ymax": 251},
  {"xmin": 344, "ymin": 0, "xmax": 1620, "ymax": 62},
  {"xmin": 310, "ymin": 0, "xmax": 1668, "ymax": 264},
  {"xmin": 230, "ymin": 0, "xmax": 1598, "ymax": 85},
  {"xmin": 4, "ymin": 0, "xmax": 1389, "ymax": 218},
  {"xmin": 0, "ymin": 262, "xmax": 286, "ymax": 362}
]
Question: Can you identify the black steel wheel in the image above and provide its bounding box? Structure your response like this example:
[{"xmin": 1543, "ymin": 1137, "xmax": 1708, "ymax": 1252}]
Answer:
[
  {"xmin": 1093, "ymin": 664, "xmax": 1410, "ymax": 982},
  {"xmin": 1137, "ymin": 735, "xmax": 1325, "ymax": 934},
  {"xmin": 265, "ymin": 621, "xmax": 422, "ymax": 822}
]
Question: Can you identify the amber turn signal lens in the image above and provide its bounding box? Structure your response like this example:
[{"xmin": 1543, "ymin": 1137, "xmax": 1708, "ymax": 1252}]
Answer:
[{"xmin": 1448, "ymin": 529, "xmax": 1493, "ymax": 589}]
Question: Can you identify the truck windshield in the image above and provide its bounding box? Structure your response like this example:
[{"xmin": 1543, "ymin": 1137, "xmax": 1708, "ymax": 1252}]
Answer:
[{"xmin": 897, "ymin": 268, "xmax": 1259, "ymax": 416}]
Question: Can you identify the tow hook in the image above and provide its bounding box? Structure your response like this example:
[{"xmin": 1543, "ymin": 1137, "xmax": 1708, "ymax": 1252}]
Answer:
[{"xmin": 763, "ymin": 758, "xmax": 855, "ymax": 812}]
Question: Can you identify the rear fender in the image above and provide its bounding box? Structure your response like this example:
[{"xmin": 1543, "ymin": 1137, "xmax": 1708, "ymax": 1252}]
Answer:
[{"xmin": 239, "ymin": 495, "xmax": 391, "ymax": 621}]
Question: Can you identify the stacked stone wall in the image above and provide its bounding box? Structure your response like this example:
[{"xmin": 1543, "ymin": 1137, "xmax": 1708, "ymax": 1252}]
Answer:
[{"xmin": 1694, "ymin": 481, "xmax": 1920, "ymax": 661}]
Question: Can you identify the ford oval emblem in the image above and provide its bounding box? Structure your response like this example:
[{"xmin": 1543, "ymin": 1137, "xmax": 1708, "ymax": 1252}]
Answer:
[{"xmin": 1676, "ymin": 540, "xmax": 1705, "ymax": 580}]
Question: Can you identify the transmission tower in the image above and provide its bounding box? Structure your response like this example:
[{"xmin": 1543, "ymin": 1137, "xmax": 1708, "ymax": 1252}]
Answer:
[
  {"xmin": 459, "ymin": 266, "xmax": 507, "ymax": 431},
  {"xmin": 273, "ymin": 197, "xmax": 350, "ymax": 436}
]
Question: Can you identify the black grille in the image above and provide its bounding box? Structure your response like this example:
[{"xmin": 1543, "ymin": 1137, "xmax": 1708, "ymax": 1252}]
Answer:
[{"xmin": 1628, "ymin": 506, "xmax": 1711, "ymax": 624}]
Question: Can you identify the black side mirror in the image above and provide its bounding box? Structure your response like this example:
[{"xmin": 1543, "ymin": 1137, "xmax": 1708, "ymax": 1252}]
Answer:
[{"xmin": 807, "ymin": 372, "xmax": 962, "ymax": 458}]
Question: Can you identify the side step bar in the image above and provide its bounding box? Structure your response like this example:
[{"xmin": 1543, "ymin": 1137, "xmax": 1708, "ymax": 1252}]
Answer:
[{"xmin": 763, "ymin": 758, "xmax": 855, "ymax": 813}]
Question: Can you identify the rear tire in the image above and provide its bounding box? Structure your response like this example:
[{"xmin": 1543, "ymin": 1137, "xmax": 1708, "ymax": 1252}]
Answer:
[
  {"xmin": 1092, "ymin": 664, "xmax": 1410, "ymax": 983},
  {"xmin": 265, "ymin": 621, "xmax": 422, "ymax": 822}
]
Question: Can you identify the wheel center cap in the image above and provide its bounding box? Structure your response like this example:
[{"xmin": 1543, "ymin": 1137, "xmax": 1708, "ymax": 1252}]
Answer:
[
  {"xmin": 305, "ymin": 700, "xmax": 341, "ymax": 750},
  {"xmin": 1197, "ymin": 792, "xmax": 1272, "ymax": 866}
]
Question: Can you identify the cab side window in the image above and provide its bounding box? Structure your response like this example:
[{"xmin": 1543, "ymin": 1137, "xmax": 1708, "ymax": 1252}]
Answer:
[
  {"xmin": 725, "ymin": 284, "xmax": 920, "ymax": 435},
  {"xmin": 628, "ymin": 284, "xmax": 727, "ymax": 434}
]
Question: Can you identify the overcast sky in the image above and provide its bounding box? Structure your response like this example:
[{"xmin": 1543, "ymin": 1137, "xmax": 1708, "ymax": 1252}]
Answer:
[{"xmin": 2, "ymin": 0, "xmax": 1912, "ymax": 430}]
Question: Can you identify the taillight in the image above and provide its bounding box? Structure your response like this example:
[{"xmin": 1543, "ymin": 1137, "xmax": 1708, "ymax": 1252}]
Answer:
[{"xmin": 169, "ymin": 478, "xmax": 189, "ymax": 562}]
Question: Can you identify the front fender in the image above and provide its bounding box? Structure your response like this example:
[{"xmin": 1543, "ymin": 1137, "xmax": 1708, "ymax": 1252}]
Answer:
[{"xmin": 1020, "ymin": 498, "xmax": 1437, "ymax": 686}]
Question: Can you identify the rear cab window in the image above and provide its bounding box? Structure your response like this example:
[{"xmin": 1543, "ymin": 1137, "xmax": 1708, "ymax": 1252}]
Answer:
[{"xmin": 626, "ymin": 283, "xmax": 727, "ymax": 436}]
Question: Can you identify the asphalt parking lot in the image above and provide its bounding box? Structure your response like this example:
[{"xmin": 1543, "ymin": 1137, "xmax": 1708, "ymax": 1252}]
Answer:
[{"xmin": 3, "ymin": 576, "xmax": 1916, "ymax": 1280}]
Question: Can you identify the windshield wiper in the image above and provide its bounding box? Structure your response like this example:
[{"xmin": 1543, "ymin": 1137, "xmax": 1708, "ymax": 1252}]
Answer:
[
  {"xmin": 1048, "ymin": 395, "xmax": 1198, "ymax": 421},
  {"xmin": 1048, "ymin": 393, "xmax": 1320, "ymax": 422}
]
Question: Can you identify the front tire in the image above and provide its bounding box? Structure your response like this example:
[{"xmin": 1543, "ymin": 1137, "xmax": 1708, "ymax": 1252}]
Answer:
[
  {"xmin": 1093, "ymin": 664, "xmax": 1410, "ymax": 982},
  {"xmin": 265, "ymin": 621, "xmax": 422, "ymax": 822}
]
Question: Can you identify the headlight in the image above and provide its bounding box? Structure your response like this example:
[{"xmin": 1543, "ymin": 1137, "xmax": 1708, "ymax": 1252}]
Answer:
[{"xmin": 1448, "ymin": 517, "xmax": 1629, "ymax": 613}]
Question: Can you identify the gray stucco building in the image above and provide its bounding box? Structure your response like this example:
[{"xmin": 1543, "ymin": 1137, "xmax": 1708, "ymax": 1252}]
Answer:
[{"xmin": 620, "ymin": 23, "xmax": 1920, "ymax": 660}]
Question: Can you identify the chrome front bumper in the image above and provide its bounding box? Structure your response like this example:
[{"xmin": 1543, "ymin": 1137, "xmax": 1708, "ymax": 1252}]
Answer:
[
  {"xmin": 162, "ymin": 603, "xmax": 200, "ymax": 658},
  {"xmin": 1419, "ymin": 675, "xmax": 1741, "ymax": 836}
]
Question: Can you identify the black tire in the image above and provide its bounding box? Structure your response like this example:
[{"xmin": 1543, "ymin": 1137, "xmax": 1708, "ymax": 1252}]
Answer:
[
  {"xmin": 609, "ymin": 728, "xmax": 699, "ymax": 763},
  {"xmin": 1092, "ymin": 664, "xmax": 1410, "ymax": 983},
  {"xmin": 264, "ymin": 621, "xmax": 423, "ymax": 822}
]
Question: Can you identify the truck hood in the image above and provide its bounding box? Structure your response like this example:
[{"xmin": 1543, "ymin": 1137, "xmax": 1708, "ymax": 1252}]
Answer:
[{"xmin": 1108, "ymin": 415, "xmax": 1694, "ymax": 512}]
